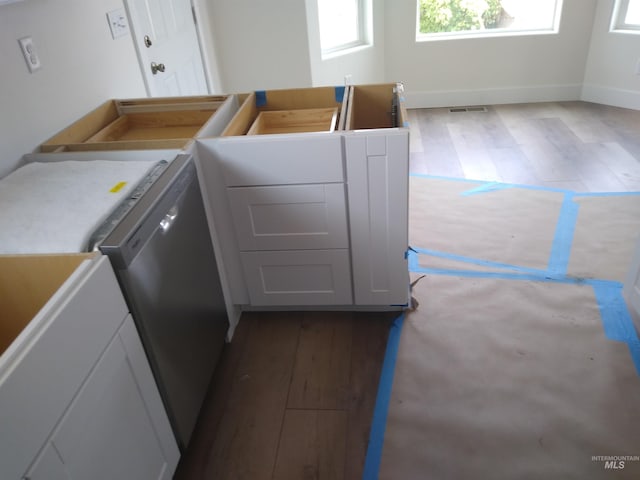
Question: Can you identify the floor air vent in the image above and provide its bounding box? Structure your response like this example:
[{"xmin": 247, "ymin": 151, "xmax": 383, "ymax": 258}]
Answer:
[{"xmin": 449, "ymin": 106, "xmax": 488, "ymax": 113}]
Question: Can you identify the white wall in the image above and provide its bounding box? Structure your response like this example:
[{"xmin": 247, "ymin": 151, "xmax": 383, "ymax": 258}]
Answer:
[
  {"xmin": 0, "ymin": 0, "xmax": 146, "ymax": 178},
  {"xmin": 208, "ymin": 0, "xmax": 313, "ymax": 92},
  {"xmin": 1, "ymin": 0, "xmax": 638, "ymax": 179},
  {"xmin": 384, "ymin": 0, "xmax": 598, "ymax": 108},
  {"xmin": 304, "ymin": 0, "xmax": 385, "ymax": 87},
  {"xmin": 582, "ymin": 0, "xmax": 640, "ymax": 109}
]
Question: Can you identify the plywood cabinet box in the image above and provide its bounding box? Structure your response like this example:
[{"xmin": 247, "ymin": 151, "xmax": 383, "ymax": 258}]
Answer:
[
  {"xmin": 0, "ymin": 254, "xmax": 179, "ymax": 479},
  {"xmin": 38, "ymin": 95, "xmax": 237, "ymax": 153},
  {"xmin": 196, "ymin": 83, "xmax": 410, "ymax": 308}
]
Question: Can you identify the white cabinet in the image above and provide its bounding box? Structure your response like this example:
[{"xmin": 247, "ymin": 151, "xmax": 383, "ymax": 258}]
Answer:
[
  {"xmin": 240, "ymin": 249, "xmax": 353, "ymax": 306},
  {"xmin": 25, "ymin": 316, "xmax": 177, "ymax": 480},
  {"xmin": 0, "ymin": 255, "xmax": 179, "ymax": 479},
  {"xmin": 214, "ymin": 134, "xmax": 344, "ymax": 186},
  {"xmin": 344, "ymin": 130, "xmax": 409, "ymax": 305},
  {"xmin": 228, "ymin": 183, "xmax": 349, "ymax": 251},
  {"xmin": 196, "ymin": 83, "xmax": 410, "ymax": 309}
]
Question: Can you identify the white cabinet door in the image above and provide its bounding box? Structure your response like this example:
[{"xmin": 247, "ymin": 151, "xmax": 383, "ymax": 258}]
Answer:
[
  {"xmin": 624, "ymin": 233, "xmax": 640, "ymax": 328},
  {"xmin": 345, "ymin": 130, "xmax": 410, "ymax": 306},
  {"xmin": 26, "ymin": 315, "xmax": 179, "ymax": 480},
  {"xmin": 228, "ymin": 183, "xmax": 349, "ymax": 251},
  {"xmin": 240, "ymin": 249, "xmax": 352, "ymax": 305},
  {"xmin": 0, "ymin": 257, "xmax": 128, "ymax": 480}
]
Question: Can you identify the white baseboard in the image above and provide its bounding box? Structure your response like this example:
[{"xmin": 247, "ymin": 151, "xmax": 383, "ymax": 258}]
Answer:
[
  {"xmin": 580, "ymin": 84, "xmax": 640, "ymax": 111},
  {"xmin": 404, "ymin": 84, "xmax": 583, "ymax": 109}
]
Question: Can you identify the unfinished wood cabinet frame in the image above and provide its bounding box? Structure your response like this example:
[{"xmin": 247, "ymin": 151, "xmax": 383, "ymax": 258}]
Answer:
[
  {"xmin": 0, "ymin": 253, "xmax": 95, "ymax": 355},
  {"xmin": 39, "ymin": 96, "xmax": 230, "ymax": 152}
]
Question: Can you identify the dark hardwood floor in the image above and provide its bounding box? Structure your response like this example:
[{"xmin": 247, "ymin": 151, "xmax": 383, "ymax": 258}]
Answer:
[
  {"xmin": 174, "ymin": 311, "xmax": 396, "ymax": 480},
  {"xmin": 173, "ymin": 101, "xmax": 640, "ymax": 480}
]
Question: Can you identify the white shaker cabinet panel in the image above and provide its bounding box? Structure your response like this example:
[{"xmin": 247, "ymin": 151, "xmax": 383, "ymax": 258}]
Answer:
[
  {"xmin": 212, "ymin": 134, "xmax": 344, "ymax": 186},
  {"xmin": 240, "ymin": 249, "xmax": 352, "ymax": 306},
  {"xmin": 0, "ymin": 257, "xmax": 127, "ymax": 480},
  {"xmin": 228, "ymin": 183, "xmax": 349, "ymax": 251},
  {"xmin": 345, "ymin": 130, "xmax": 410, "ymax": 306},
  {"xmin": 26, "ymin": 316, "xmax": 179, "ymax": 480}
]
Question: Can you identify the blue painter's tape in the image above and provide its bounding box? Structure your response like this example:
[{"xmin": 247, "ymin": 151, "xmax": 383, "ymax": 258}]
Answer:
[
  {"xmin": 548, "ymin": 193, "xmax": 579, "ymax": 276},
  {"xmin": 592, "ymin": 282, "xmax": 637, "ymax": 341},
  {"xmin": 334, "ymin": 85, "xmax": 345, "ymax": 102},
  {"xmin": 408, "ymin": 249, "xmax": 421, "ymax": 272},
  {"xmin": 410, "ymin": 173, "xmax": 485, "ymax": 184},
  {"xmin": 592, "ymin": 281, "xmax": 640, "ymax": 376},
  {"xmin": 403, "ymin": 121, "xmax": 409, "ymax": 128},
  {"xmin": 461, "ymin": 181, "xmax": 512, "ymax": 196},
  {"xmin": 409, "ymin": 173, "xmax": 573, "ymax": 194},
  {"xmin": 413, "ymin": 247, "xmax": 549, "ymax": 276},
  {"xmin": 627, "ymin": 338, "xmax": 640, "ymax": 376},
  {"xmin": 409, "ymin": 267, "xmax": 577, "ymax": 284},
  {"xmin": 255, "ymin": 90, "xmax": 267, "ymax": 107},
  {"xmin": 363, "ymin": 314, "xmax": 405, "ymax": 480}
]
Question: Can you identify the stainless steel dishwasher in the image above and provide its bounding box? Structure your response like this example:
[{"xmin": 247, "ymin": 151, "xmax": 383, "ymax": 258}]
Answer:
[{"xmin": 99, "ymin": 154, "xmax": 228, "ymax": 451}]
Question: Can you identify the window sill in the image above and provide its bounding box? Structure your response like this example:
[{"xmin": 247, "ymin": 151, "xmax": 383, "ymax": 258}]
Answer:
[
  {"xmin": 610, "ymin": 27, "xmax": 640, "ymax": 34},
  {"xmin": 415, "ymin": 29, "xmax": 559, "ymax": 43},
  {"xmin": 321, "ymin": 43, "xmax": 372, "ymax": 61}
]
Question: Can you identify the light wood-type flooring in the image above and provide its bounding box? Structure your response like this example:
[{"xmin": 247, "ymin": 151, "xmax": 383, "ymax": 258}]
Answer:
[
  {"xmin": 174, "ymin": 101, "xmax": 640, "ymax": 480},
  {"xmin": 408, "ymin": 101, "xmax": 640, "ymax": 192}
]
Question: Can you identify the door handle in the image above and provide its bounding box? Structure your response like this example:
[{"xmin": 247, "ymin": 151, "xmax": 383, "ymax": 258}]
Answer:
[
  {"xmin": 159, "ymin": 206, "xmax": 178, "ymax": 233},
  {"xmin": 151, "ymin": 62, "xmax": 165, "ymax": 75}
]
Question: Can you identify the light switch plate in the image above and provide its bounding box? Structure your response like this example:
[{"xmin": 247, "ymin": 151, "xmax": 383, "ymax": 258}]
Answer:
[{"xmin": 107, "ymin": 8, "xmax": 129, "ymax": 39}]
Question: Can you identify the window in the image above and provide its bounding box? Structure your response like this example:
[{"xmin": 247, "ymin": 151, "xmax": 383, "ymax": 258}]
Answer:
[
  {"xmin": 612, "ymin": 0, "xmax": 640, "ymax": 32},
  {"xmin": 416, "ymin": 0, "xmax": 563, "ymax": 41},
  {"xmin": 317, "ymin": 0, "xmax": 370, "ymax": 56}
]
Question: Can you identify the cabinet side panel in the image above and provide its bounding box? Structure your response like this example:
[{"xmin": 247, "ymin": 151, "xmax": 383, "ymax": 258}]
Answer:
[
  {"xmin": 118, "ymin": 316, "xmax": 180, "ymax": 473},
  {"xmin": 345, "ymin": 131, "xmax": 409, "ymax": 305},
  {"xmin": 195, "ymin": 140, "xmax": 250, "ymax": 306}
]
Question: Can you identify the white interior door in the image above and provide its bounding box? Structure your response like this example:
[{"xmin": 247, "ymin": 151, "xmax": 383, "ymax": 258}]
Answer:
[{"xmin": 125, "ymin": 0, "xmax": 209, "ymax": 97}]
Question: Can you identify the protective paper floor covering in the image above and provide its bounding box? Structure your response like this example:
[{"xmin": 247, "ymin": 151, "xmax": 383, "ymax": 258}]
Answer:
[
  {"xmin": 380, "ymin": 277, "xmax": 640, "ymax": 480},
  {"xmin": 376, "ymin": 176, "xmax": 640, "ymax": 479}
]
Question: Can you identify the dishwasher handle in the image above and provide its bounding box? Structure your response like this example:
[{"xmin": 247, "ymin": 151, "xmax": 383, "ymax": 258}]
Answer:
[{"xmin": 159, "ymin": 206, "xmax": 179, "ymax": 233}]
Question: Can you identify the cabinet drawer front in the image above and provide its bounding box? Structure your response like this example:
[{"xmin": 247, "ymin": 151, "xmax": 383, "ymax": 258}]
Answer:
[
  {"xmin": 241, "ymin": 250, "xmax": 352, "ymax": 306},
  {"xmin": 211, "ymin": 134, "xmax": 344, "ymax": 186},
  {"xmin": 228, "ymin": 184, "xmax": 348, "ymax": 251},
  {"xmin": 0, "ymin": 257, "xmax": 128, "ymax": 480}
]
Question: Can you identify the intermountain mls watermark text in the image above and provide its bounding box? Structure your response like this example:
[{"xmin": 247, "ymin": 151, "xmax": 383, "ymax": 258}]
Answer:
[{"xmin": 592, "ymin": 456, "xmax": 640, "ymax": 470}]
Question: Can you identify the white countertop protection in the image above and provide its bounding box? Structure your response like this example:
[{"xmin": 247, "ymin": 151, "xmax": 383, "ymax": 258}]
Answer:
[{"xmin": 0, "ymin": 160, "xmax": 156, "ymax": 254}]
